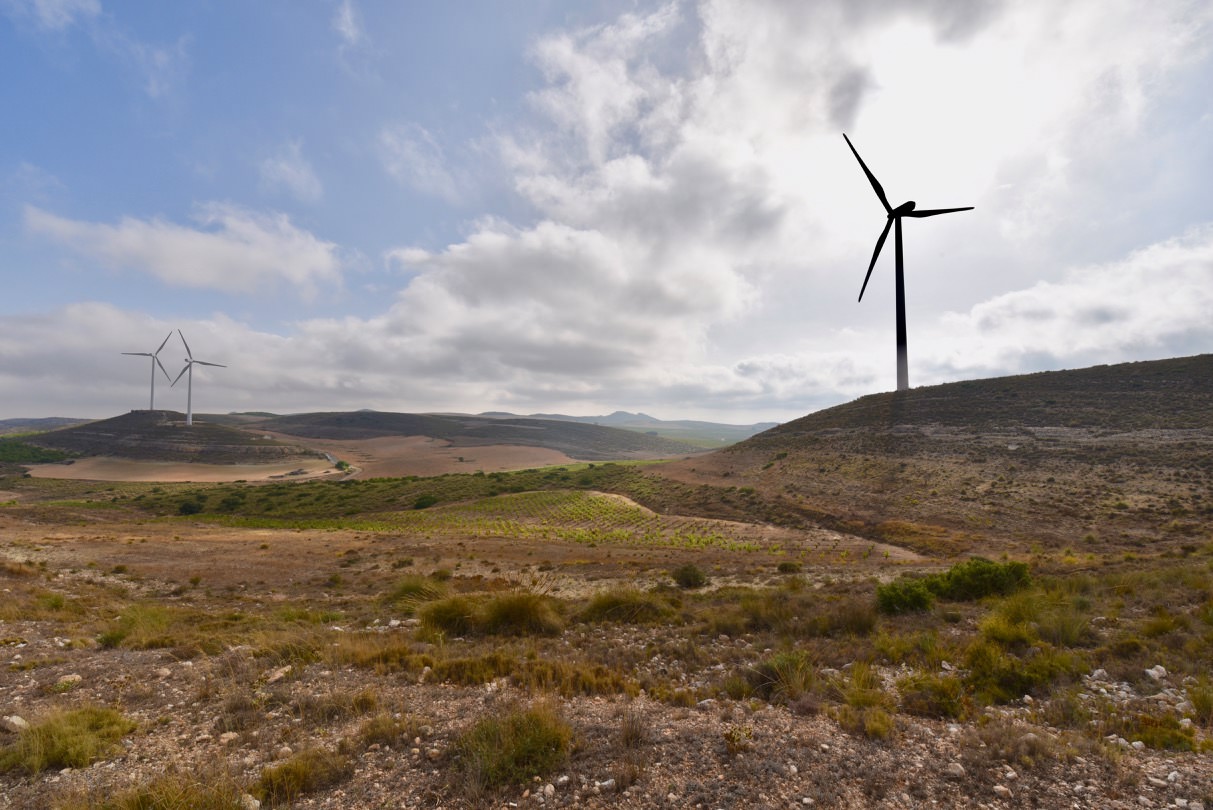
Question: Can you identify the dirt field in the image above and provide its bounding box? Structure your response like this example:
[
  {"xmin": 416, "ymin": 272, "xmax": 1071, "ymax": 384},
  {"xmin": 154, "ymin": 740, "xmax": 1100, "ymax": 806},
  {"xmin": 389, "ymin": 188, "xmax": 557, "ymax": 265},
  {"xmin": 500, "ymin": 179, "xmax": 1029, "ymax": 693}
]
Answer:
[{"xmin": 23, "ymin": 435, "xmax": 580, "ymax": 483}]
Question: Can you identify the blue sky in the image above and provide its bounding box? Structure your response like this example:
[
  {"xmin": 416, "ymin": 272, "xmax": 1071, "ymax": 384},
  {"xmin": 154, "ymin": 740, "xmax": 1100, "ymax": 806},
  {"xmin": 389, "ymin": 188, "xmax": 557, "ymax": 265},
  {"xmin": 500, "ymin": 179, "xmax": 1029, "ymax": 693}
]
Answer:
[{"xmin": 2, "ymin": 0, "xmax": 1212, "ymax": 422}]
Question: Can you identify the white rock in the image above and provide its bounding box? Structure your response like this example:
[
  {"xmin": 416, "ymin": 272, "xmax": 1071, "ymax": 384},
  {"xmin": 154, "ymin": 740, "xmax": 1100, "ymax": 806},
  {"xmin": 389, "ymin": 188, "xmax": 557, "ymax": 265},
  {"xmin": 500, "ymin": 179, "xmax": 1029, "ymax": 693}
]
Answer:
[
  {"xmin": 543, "ymin": 784, "xmax": 555, "ymax": 797},
  {"xmin": 275, "ymin": 745, "xmax": 293, "ymax": 760},
  {"xmin": 1132, "ymin": 740, "xmax": 1147, "ymax": 751},
  {"xmin": 944, "ymin": 762, "xmax": 966, "ymax": 779},
  {"xmin": 240, "ymin": 795, "xmax": 261, "ymax": 810},
  {"xmin": 2, "ymin": 715, "xmax": 30, "ymax": 733},
  {"xmin": 265, "ymin": 665, "xmax": 291, "ymax": 684},
  {"xmin": 555, "ymin": 775, "xmax": 571, "ymax": 787},
  {"xmin": 56, "ymin": 673, "xmax": 82, "ymax": 689},
  {"xmin": 993, "ymin": 785, "xmax": 1012, "ymax": 799},
  {"xmin": 219, "ymin": 732, "xmax": 239, "ymax": 745},
  {"xmin": 155, "ymin": 667, "xmax": 171, "ymax": 678},
  {"xmin": 1145, "ymin": 665, "xmax": 1167, "ymax": 681}
]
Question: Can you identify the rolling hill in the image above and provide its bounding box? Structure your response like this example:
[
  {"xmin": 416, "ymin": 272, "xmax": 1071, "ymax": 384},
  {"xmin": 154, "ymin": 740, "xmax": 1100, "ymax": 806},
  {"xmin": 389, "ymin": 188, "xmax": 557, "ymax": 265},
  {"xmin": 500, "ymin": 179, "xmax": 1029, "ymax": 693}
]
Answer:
[
  {"xmin": 25, "ymin": 410, "xmax": 318, "ymax": 464},
  {"xmin": 656, "ymin": 354, "xmax": 1213, "ymax": 555},
  {"xmin": 249, "ymin": 410, "xmax": 704, "ymax": 461}
]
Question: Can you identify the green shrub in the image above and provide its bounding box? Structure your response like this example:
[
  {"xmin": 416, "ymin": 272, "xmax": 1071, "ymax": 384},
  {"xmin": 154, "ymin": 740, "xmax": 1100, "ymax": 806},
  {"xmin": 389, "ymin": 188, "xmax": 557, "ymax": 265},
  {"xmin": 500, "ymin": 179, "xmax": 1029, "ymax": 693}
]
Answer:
[
  {"xmin": 777, "ymin": 561, "xmax": 802, "ymax": 574},
  {"xmin": 876, "ymin": 577, "xmax": 934, "ymax": 614},
  {"xmin": 451, "ymin": 703, "xmax": 571, "ymax": 794},
  {"xmin": 0, "ymin": 706, "xmax": 136, "ymax": 774},
  {"xmin": 1105, "ymin": 713, "xmax": 1196, "ymax": 751},
  {"xmin": 178, "ymin": 499, "xmax": 203, "ymax": 516},
  {"xmin": 580, "ymin": 588, "xmax": 672, "ymax": 624},
  {"xmin": 929, "ymin": 558, "xmax": 1030, "ymax": 601},
  {"xmin": 671, "ymin": 563, "xmax": 708, "ymax": 589},
  {"xmin": 95, "ymin": 769, "xmax": 247, "ymax": 810},
  {"xmin": 254, "ymin": 748, "xmax": 353, "ymax": 806},
  {"xmin": 413, "ymin": 494, "xmax": 439, "ymax": 509}
]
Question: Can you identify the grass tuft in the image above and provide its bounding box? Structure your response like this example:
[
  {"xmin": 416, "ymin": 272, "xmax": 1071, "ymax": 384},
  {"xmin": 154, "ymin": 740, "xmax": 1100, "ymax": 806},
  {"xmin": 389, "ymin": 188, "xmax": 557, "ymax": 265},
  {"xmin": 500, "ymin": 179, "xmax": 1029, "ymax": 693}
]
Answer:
[
  {"xmin": 451, "ymin": 702, "xmax": 571, "ymax": 797},
  {"xmin": 0, "ymin": 706, "xmax": 136, "ymax": 775}
]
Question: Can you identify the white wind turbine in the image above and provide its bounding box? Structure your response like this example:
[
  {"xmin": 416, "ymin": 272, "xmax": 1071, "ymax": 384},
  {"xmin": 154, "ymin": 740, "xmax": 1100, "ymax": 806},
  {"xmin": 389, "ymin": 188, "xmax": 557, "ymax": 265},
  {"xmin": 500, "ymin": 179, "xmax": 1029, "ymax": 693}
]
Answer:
[
  {"xmin": 170, "ymin": 329, "xmax": 226, "ymax": 426},
  {"xmin": 122, "ymin": 332, "xmax": 174, "ymax": 411}
]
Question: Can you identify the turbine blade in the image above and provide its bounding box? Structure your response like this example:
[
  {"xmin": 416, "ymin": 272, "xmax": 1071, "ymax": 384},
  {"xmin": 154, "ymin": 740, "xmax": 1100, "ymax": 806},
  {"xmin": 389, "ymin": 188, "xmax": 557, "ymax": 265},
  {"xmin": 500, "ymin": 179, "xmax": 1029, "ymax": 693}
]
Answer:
[
  {"xmin": 905, "ymin": 206, "xmax": 974, "ymax": 218},
  {"xmin": 155, "ymin": 356, "xmax": 171, "ymax": 380},
  {"xmin": 178, "ymin": 329, "xmax": 193, "ymax": 359},
  {"xmin": 858, "ymin": 218, "xmax": 894, "ymax": 302},
  {"xmin": 843, "ymin": 133, "xmax": 892, "ymax": 214},
  {"xmin": 171, "ymin": 364, "xmax": 190, "ymax": 387},
  {"xmin": 122, "ymin": 352, "xmax": 152, "ymax": 357},
  {"xmin": 155, "ymin": 331, "xmax": 173, "ymax": 355},
  {"xmin": 193, "ymin": 361, "xmax": 226, "ymax": 368}
]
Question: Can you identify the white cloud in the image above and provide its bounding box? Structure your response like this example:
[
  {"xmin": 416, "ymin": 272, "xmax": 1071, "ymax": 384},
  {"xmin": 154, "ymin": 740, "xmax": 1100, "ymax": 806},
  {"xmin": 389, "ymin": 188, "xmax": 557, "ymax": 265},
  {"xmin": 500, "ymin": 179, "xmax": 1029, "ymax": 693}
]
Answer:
[
  {"xmin": 378, "ymin": 123, "xmax": 465, "ymax": 203},
  {"xmin": 259, "ymin": 141, "xmax": 323, "ymax": 203},
  {"xmin": 332, "ymin": 0, "xmax": 362, "ymax": 46},
  {"xmin": 2, "ymin": 0, "xmax": 99, "ymax": 30},
  {"xmin": 25, "ymin": 204, "xmax": 342, "ymax": 298}
]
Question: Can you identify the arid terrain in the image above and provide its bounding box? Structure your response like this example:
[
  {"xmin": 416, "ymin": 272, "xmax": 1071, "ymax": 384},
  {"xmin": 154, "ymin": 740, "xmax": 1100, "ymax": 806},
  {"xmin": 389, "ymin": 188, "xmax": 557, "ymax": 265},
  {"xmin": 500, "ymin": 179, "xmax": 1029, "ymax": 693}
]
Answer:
[{"xmin": 1, "ymin": 356, "xmax": 1212, "ymax": 809}]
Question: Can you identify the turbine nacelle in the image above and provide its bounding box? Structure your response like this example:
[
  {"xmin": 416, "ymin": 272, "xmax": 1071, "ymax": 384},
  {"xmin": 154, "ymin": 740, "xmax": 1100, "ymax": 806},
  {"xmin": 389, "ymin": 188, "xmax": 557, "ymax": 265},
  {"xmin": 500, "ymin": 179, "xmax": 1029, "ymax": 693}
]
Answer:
[{"xmin": 890, "ymin": 201, "xmax": 916, "ymax": 217}]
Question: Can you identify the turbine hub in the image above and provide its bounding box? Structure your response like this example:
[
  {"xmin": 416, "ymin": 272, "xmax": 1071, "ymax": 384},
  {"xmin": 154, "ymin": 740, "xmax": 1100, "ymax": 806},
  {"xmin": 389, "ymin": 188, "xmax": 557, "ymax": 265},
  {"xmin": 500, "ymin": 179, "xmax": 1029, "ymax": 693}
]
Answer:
[{"xmin": 890, "ymin": 200, "xmax": 917, "ymax": 217}]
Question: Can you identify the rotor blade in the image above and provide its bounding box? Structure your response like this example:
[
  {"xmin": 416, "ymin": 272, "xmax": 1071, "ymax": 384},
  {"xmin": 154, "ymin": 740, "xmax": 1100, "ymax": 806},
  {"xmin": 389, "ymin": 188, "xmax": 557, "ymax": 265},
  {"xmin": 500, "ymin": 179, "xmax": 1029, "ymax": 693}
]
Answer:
[
  {"xmin": 843, "ymin": 133, "xmax": 892, "ymax": 214},
  {"xmin": 178, "ymin": 329, "xmax": 193, "ymax": 359},
  {"xmin": 192, "ymin": 361, "xmax": 226, "ymax": 368},
  {"xmin": 905, "ymin": 206, "xmax": 974, "ymax": 218},
  {"xmin": 155, "ymin": 355, "xmax": 171, "ymax": 380},
  {"xmin": 171, "ymin": 364, "xmax": 190, "ymax": 387},
  {"xmin": 155, "ymin": 331, "xmax": 173, "ymax": 355},
  {"xmin": 858, "ymin": 218, "xmax": 894, "ymax": 302},
  {"xmin": 122, "ymin": 352, "xmax": 152, "ymax": 357}
]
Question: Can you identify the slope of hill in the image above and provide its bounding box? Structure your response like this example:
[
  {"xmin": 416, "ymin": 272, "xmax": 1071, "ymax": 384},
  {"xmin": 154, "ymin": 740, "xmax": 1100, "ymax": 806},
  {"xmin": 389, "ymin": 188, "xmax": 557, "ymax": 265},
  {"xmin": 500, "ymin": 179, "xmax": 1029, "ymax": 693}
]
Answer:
[
  {"xmin": 26, "ymin": 410, "xmax": 318, "ymax": 464},
  {"xmin": 0, "ymin": 416, "xmax": 92, "ymax": 436},
  {"xmin": 253, "ymin": 411, "xmax": 703, "ymax": 461},
  {"xmin": 512, "ymin": 410, "xmax": 780, "ymax": 447},
  {"xmin": 657, "ymin": 354, "xmax": 1213, "ymax": 554}
]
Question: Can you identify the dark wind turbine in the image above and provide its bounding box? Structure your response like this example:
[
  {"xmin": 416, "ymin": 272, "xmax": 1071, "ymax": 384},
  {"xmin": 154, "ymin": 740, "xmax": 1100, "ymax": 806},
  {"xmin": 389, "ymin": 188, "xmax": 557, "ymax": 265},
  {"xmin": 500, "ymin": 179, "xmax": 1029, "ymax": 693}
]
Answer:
[{"xmin": 843, "ymin": 133, "xmax": 973, "ymax": 391}]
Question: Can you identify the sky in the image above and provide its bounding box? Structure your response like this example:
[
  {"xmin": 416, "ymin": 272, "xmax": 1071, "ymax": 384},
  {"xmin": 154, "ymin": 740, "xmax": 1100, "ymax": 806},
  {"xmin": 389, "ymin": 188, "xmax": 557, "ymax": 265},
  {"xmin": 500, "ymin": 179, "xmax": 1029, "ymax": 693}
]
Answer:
[{"xmin": 2, "ymin": 0, "xmax": 1212, "ymax": 424}]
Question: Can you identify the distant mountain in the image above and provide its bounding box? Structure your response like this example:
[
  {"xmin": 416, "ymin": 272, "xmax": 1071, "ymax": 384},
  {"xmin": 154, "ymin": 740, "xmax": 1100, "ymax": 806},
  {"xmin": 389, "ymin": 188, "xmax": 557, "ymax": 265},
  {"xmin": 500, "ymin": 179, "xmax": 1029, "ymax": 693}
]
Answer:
[
  {"xmin": 251, "ymin": 411, "xmax": 704, "ymax": 461},
  {"xmin": 657, "ymin": 354, "xmax": 1213, "ymax": 552},
  {"xmin": 485, "ymin": 410, "xmax": 779, "ymax": 448},
  {"xmin": 26, "ymin": 410, "xmax": 317, "ymax": 464},
  {"xmin": 0, "ymin": 417, "xmax": 92, "ymax": 436}
]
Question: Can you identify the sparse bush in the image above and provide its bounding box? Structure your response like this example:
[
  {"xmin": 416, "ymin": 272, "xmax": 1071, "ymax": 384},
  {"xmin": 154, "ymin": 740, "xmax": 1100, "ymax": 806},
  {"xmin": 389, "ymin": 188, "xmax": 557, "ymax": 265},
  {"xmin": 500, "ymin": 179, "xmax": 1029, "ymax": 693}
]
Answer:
[
  {"xmin": 413, "ymin": 494, "xmax": 439, "ymax": 510},
  {"xmin": 963, "ymin": 639, "xmax": 1087, "ymax": 704},
  {"xmin": 777, "ymin": 561, "xmax": 802, "ymax": 574},
  {"xmin": 255, "ymin": 748, "xmax": 352, "ymax": 806},
  {"xmin": 419, "ymin": 596, "xmax": 479, "ymax": 637},
  {"xmin": 451, "ymin": 703, "xmax": 571, "ymax": 796},
  {"xmin": 1188, "ymin": 676, "xmax": 1213, "ymax": 727},
  {"xmin": 747, "ymin": 650, "xmax": 817, "ymax": 702},
  {"xmin": 93, "ymin": 768, "xmax": 247, "ymax": 810},
  {"xmin": 898, "ymin": 673, "xmax": 967, "ymax": 719},
  {"xmin": 834, "ymin": 704, "xmax": 895, "ymax": 740},
  {"xmin": 1105, "ymin": 712, "xmax": 1197, "ymax": 751},
  {"xmin": 671, "ymin": 563, "xmax": 708, "ymax": 589},
  {"xmin": 382, "ymin": 575, "xmax": 448, "ymax": 613},
  {"xmin": 580, "ymin": 588, "xmax": 672, "ymax": 624},
  {"xmin": 0, "ymin": 706, "xmax": 136, "ymax": 774},
  {"xmin": 962, "ymin": 720, "xmax": 1058, "ymax": 770},
  {"xmin": 480, "ymin": 592, "xmax": 564, "ymax": 636},
  {"xmin": 177, "ymin": 499, "xmax": 203, "ymax": 516},
  {"xmin": 359, "ymin": 713, "xmax": 421, "ymax": 748}
]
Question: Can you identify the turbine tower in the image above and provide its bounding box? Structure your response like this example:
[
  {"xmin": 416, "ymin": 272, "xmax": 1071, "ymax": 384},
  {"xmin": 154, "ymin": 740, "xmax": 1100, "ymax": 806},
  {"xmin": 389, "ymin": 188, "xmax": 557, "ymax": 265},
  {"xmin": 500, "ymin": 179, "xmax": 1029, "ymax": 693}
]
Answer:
[
  {"xmin": 122, "ymin": 332, "xmax": 173, "ymax": 411},
  {"xmin": 843, "ymin": 133, "xmax": 973, "ymax": 391},
  {"xmin": 170, "ymin": 330, "xmax": 226, "ymax": 426}
]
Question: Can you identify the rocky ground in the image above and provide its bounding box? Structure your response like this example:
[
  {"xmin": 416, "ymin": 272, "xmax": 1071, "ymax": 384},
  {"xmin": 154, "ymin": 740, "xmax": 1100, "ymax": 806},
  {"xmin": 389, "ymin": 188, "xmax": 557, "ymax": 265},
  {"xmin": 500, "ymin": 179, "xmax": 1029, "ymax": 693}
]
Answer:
[{"xmin": 2, "ymin": 600, "xmax": 1211, "ymax": 810}]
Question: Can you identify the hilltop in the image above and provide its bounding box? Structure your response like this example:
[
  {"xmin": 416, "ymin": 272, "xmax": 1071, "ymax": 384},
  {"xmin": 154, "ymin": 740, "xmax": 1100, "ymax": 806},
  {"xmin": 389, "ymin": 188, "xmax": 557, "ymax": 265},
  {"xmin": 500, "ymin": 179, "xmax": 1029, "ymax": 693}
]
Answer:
[{"xmin": 657, "ymin": 353, "xmax": 1213, "ymax": 554}]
